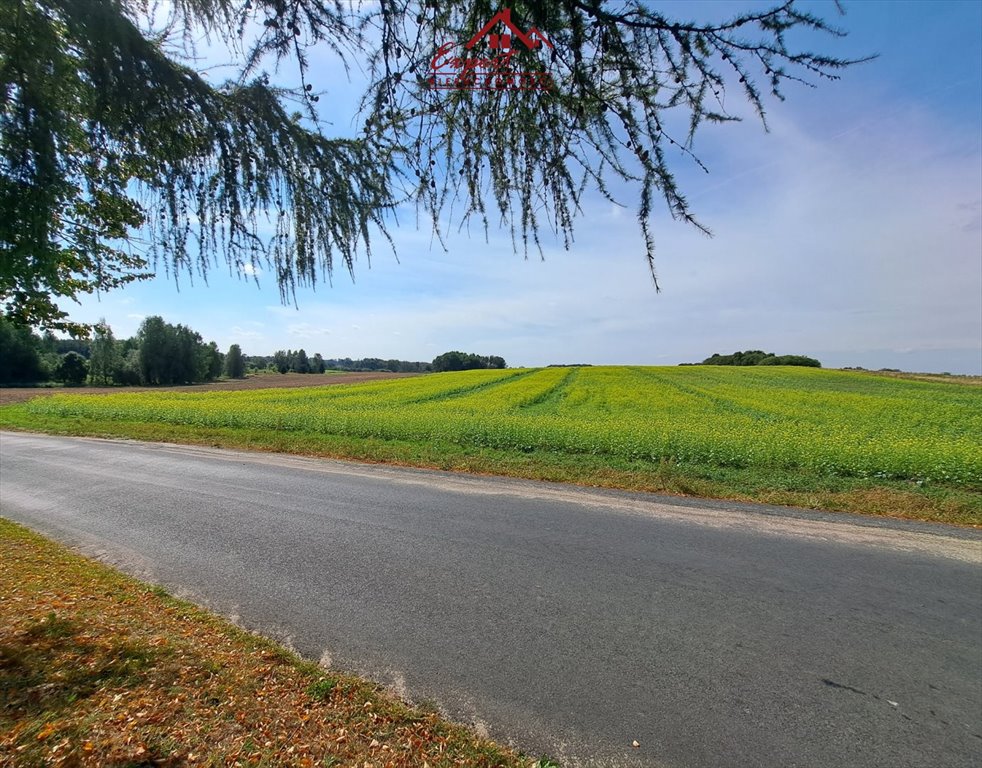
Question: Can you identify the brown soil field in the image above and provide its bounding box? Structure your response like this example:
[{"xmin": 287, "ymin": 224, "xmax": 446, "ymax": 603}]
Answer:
[{"xmin": 0, "ymin": 372, "xmax": 421, "ymax": 406}]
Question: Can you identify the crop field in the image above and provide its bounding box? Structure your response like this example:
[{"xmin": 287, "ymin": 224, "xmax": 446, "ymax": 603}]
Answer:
[
  {"xmin": 11, "ymin": 366, "xmax": 982, "ymax": 481},
  {"xmin": 3, "ymin": 366, "xmax": 980, "ymax": 522}
]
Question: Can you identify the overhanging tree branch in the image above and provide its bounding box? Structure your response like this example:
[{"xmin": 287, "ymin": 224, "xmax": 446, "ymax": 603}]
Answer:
[{"xmin": 0, "ymin": 0, "xmax": 872, "ymax": 333}]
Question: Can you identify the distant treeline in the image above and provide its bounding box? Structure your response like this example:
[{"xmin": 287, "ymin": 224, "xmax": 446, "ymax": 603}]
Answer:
[
  {"xmin": 695, "ymin": 350, "xmax": 821, "ymax": 367},
  {"xmin": 239, "ymin": 351, "xmax": 508, "ymax": 374},
  {"xmin": 248, "ymin": 354, "xmax": 432, "ymax": 374},
  {"xmin": 250, "ymin": 350, "xmax": 326, "ymax": 374},
  {"xmin": 0, "ymin": 315, "xmax": 502, "ymax": 385}
]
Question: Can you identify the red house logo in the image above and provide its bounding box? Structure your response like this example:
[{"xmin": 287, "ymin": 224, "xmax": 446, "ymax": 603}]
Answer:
[
  {"xmin": 428, "ymin": 8, "xmax": 554, "ymax": 92},
  {"xmin": 464, "ymin": 8, "xmax": 554, "ymax": 53}
]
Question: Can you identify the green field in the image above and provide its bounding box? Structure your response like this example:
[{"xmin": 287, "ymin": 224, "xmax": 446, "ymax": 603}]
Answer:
[{"xmin": 3, "ymin": 366, "xmax": 980, "ymax": 524}]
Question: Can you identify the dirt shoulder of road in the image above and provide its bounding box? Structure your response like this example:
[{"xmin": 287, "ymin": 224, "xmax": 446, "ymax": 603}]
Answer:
[
  {"xmin": 0, "ymin": 372, "xmax": 420, "ymax": 406},
  {"xmin": 0, "ymin": 517, "xmax": 540, "ymax": 767}
]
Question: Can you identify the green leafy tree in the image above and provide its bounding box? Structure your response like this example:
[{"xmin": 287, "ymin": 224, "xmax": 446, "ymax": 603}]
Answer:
[
  {"xmin": 201, "ymin": 340, "xmax": 224, "ymax": 381},
  {"xmin": 173, "ymin": 325, "xmax": 202, "ymax": 383},
  {"xmin": 1, "ymin": 0, "xmax": 864, "ymax": 332},
  {"xmin": 138, "ymin": 316, "xmax": 174, "ymax": 385},
  {"xmin": 760, "ymin": 354, "xmax": 821, "ymax": 367},
  {"xmin": 39, "ymin": 331, "xmax": 58, "ymax": 355},
  {"xmin": 432, "ymin": 351, "xmax": 505, "ymax": 372},
  {"xmin": 701, "ymin": 350, "xmax": 821, "ymax": 367},
  {"xmin": 0, "ymin": 316, "xmax": 44, "ymax": 383},
  {"xmin": 225, "ymin": 343, "xmax": 246, "ymax": 378},
  {"xmin": 432, "ymin": 351, "xmax": 466, "ymax": 373},
  {"xmin": 273, "ymin": 350, "xmax": 289, "ymax": 374},
  {"xmin": 88, "ymin": 319, "xmax": 118, "ymax": 384},
  {"xmin": 114, "ymin": 347, "xmax": 142, "ymax": 385},
  {"xmin": 137, "ymin": 315, "xmax": 220, "ymax": 384},
  {"xmin": 296, "ymin": 348, "xmax": 310, "ymax": 374},
  {"xmin": 55, "ymin": 350, "xmax": 88, "ymax": 385}
]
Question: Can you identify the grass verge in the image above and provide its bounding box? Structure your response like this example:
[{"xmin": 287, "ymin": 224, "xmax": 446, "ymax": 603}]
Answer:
[
  {"xmin": 1, "ymin": 410, "xmax": 979, "ymax": 527},
  {"xmin": 0, "ymin": 518, "xmax": 541, "ymax": 767}
]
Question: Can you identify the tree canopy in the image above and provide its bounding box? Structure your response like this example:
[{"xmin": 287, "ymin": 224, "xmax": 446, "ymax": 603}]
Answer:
[
  {"xmin": 432, "ymin": 351, "xmax": 506, "ymax": 372},
  {"xmin": 225, "ymin": 343, "xmax": 246, "ymax": 379},
  {"xmin": 700, "ymin": 350, "xmax": 821, "ymax": 367},
  {"xmin": 1, "ymin": 0, "xmax": 866, "ymax": 333},
  {"xmin": 138, "ymin": 315, "xmax": 224, "ymax": 385}
]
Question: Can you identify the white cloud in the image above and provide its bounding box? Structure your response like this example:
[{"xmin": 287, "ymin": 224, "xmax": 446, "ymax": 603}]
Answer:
[
  {"xmin": 229, "ymin": 325, "xmax": 265, "ymax": 343},
  {"xmin": 287, "ymin": 323, "xmax": 331, "ymax": 339}
]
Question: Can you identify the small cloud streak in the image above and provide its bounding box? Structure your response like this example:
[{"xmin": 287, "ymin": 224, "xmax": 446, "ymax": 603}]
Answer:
[
  {"xmin": 288, "ymin": 323, "xmax": 331, "ymax": 338},
  {"xmin": 229, "ymin": 325, "xmax": 265, "ymax": 343}
]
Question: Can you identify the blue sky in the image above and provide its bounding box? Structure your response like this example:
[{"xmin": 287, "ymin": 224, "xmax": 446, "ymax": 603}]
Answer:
[{"xmin": 72, "ymin": 1, "xmax": 982, "ymax": 373}]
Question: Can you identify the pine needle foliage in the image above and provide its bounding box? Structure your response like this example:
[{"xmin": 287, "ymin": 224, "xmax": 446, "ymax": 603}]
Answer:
[
  {"xmin": 361, "ymin": 0, "xmax": 868, "ymax": 284},
  {"xmin": 0, "ymin": 0, "xmax": 866, "ymax": 333}
]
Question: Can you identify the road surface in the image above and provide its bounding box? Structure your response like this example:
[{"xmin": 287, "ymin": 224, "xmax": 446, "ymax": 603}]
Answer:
[{"xmin": 1, "ymin": 432, "xmax": 980, "ymax": 767}]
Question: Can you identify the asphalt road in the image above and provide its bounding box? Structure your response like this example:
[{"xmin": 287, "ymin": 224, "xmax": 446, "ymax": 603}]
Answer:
[{"xmin": 1, "ymin": 432, "xmax": 980, "ymax": 767}]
